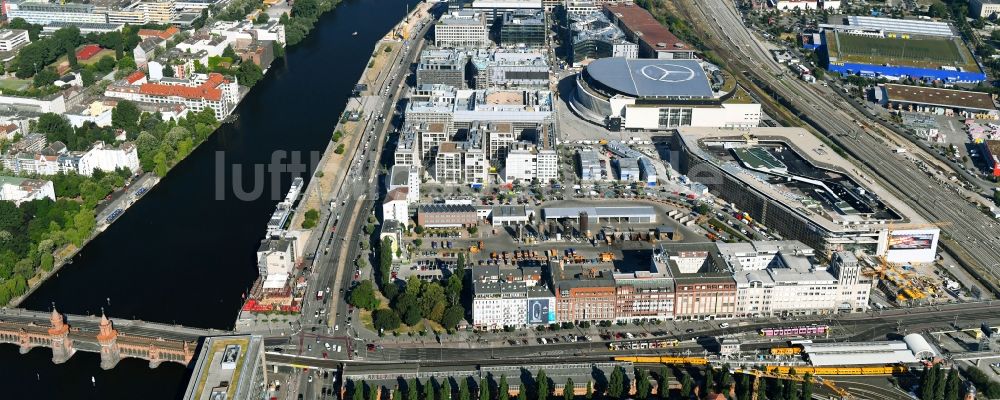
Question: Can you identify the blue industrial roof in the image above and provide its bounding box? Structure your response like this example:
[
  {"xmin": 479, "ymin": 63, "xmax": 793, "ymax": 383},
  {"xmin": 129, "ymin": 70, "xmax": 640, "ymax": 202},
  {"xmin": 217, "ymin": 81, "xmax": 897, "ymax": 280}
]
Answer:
[{"xmin": 585, "ymin": 57, "xmax": 713, "ymax": 99}]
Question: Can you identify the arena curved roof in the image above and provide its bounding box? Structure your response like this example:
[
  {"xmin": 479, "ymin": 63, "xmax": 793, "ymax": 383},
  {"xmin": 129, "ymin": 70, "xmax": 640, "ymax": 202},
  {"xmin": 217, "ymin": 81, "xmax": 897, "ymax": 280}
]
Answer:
[{"xmin": 584, "ymin": 57, "xmax": 713, "ymax": 98}]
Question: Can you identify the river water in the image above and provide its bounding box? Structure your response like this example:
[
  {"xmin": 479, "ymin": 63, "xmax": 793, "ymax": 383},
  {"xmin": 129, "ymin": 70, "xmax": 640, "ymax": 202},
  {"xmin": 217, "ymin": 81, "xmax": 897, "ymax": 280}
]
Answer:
[{"xmin": 1, "ymin": 0, "xmax": 419, "ymax": 397}]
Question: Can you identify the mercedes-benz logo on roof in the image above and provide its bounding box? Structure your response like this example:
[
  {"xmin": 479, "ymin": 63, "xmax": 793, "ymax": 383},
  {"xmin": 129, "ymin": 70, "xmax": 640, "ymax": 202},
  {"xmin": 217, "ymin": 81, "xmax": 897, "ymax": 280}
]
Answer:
[{"xmin": 639, "ymin": 63, "xmax": 696, "ymax": 83}]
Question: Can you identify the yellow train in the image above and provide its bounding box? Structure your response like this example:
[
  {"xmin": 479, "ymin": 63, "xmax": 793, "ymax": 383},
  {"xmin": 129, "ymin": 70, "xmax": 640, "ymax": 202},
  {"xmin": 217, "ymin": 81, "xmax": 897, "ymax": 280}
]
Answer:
[
  {"xmin": 613, "ymin": 356, "xmax": 709, "ymax": 365},
  {"xmin": 769, "ymin": 347, "xmax": 802, "ymax": 356},
  {"xmin": 763, "ymin": 365, "xmax": 908, "ymax": 376}
]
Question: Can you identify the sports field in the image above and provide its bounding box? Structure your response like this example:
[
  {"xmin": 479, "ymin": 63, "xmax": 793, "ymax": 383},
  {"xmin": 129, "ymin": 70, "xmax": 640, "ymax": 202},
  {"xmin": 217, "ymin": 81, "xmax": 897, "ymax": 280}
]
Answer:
[{"xmin": 826, "ymin": 31, "xmax": 976, "ymax": 70}]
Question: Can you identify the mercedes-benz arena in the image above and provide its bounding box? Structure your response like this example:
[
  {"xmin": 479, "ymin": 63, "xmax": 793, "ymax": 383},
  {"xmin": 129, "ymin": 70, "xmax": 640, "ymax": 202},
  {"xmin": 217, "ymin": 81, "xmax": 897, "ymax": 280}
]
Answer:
[{"xmin": 570, "ymin": 57, "xmax": 761, "ymax": 131}]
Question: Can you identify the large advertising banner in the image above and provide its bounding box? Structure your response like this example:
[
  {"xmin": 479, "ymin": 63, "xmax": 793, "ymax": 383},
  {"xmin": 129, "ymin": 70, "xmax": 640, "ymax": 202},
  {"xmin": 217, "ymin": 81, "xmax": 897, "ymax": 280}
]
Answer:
[
  {"xmin": 878, "ymin": 228, "xmax": 940, "ymax": 264},
  {"xmin": 527, "ymin": 299, "xmax": 551, "ymax": 324}
]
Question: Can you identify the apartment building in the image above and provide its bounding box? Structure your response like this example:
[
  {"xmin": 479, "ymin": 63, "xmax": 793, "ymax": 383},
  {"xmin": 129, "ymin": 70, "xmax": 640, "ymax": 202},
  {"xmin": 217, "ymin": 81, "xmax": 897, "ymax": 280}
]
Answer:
[
  {"xmin": 2, "ymin": 140, "xmax": 138, "ymax": 177},
  {"xmin": 551, "ymin": 262, "xmax": 617, "ymax": 322},
  {"xmin": 393, "ymin": 132, "xmax": 419, "ymax": 166},
  {"xmin": 387, "ymin": 165, "xmax": 421, "ymax": 204},
  {"xmin": 433, "ymin": 142, "xmax": 464, "ymax": 184},
  {"xmin": 382, "ymin": 188, "xmax": 410, "ymax": 226},
  {"xmin": 104, "ymin": 73, "xmax": 239, "ymax": 119},
  {"xmin": 472, "ymin": 266, "xmax": 555, "ymax": 329},
  {"xmin": 613, "ymin": 270, "xmax": 675, "ymax": 321},
  {"xmin": 0, "ymin": 176, "xmax": 55, "ymax": 206}
]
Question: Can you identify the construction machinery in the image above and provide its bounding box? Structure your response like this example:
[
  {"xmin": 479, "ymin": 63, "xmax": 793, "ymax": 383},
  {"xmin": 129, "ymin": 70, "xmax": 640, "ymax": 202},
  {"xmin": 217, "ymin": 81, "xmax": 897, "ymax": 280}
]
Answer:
[
  {"xmin": 598, "ymin": 252, "xmax": 615, "ymax": 262},
  {"xmin": 736, "ymin": 368, "xmax": 853, "ymax": 400},
  {"xmin": 863, "ymin": 222, "xmax": 951, "ymax": 305}
]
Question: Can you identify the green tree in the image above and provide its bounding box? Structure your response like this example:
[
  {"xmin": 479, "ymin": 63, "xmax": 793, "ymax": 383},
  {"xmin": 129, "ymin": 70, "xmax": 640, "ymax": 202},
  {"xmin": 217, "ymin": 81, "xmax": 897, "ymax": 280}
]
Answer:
[
  {"xmin": 349, "ymin": 279, "xmax": 380, "ymax": 310},
  {"xmin": 372, "ymin": 309, "xmax": 401, "ymax": 331},
  {"xmin": 408, "ymin": 379, "xmax": 419, "ymax": 400},
  {"xmin": 680, "ymin": 374, "xmax": 693, "ymax": 399},
  {"xmin": 81, "ymin": 69, "xmax": 96, "ymax": 86},
  {"xmin": 922, "ymin": 365, "xmax": 940, "ymax": 400},
  {"xmin": 112, "ymin": 100, "xmax": 141, "ymax": 134},
  {"xmin": 33, "ymin": 68, "xmax": 59, "ymax": 87},
  {"xmin": 420, "ymin": 282, "xmax": 447, "ymax": 321},
  {"xmin": 459, "ymin": 379, "xmax": 471, "ymax": 400},
  {"xmin": 719, "ymin": 365, "xmax": 733, "ymax": 394},
  {"xmin": 608, "ymin": 366, "xmax": 624, "ymax": 399},
  {"xmin": 117, "ymin": 55, "xmax": 137, "ymax": 71},
  {"xmin": 8, "ymin": 18, "xmax": 42, "ymax": 41},
  {"xmin": 498, "ymin": 376, "xmax": 509, "ymax": 400},
  {"xmin": 441, "ymin": 379, "xmax": 453, "ymax": 400},
  {"xmin": 223, "ymin": 44, "xmax": 237, "ymax": 59},
  {"xmin": 755, "ymin": 377, "xmax": 766, "ymax": 400},
  {"xmin": 425, "ymin": 379, "xmax": 437, "ymax": 400},
  {"xmin": 584, "ymin": 382, "xmax": 592, "ymax": 400},
  {"xmin": 801, "ymin": 373, "xmax": 812, "ymax": 400},
  {"xmin": 737, "ymin": 374, "xmax": 750, "ymax": 400},
  {"xmin": 66, "ymin": 46, "xmax": 78, "ymax": 68},
  {"xmin": 236, "ymin": 60, "xmax": 264, "ymax": 87},
  {"xmin": 537, "ymin": 370, "xmax": 549, "ymax": 400},
  {"xmin": 563, "ymin": 378, "xmax": 574, "ymax": 400},
  {"xmin": 943, "ymin": 368, "xmax": 960, "ymax": 400},
  {"xmin": 479, "ymin": 378, "xmax": 490, "ymax": 400},
  {"xmin": 635, "ymin": 369, "xmax": 650, "ymax": 400},
  {"xmin": 371, "ymin": 384, "xmax": 381, "ymax": 400},
  {"xmin": 354, "ymin": 381, "xmax": 366, "ymax": 400},
  {"xmin": 441, "ymin": 305, "xmax": 465, "ymax": 330},
  {"xmin": 517, "ymin": 389, "xmax": 527, "ymax": 400},
  {"xmin": 702, "ymin": 368, "xmax": 714, "ymax": 397}
]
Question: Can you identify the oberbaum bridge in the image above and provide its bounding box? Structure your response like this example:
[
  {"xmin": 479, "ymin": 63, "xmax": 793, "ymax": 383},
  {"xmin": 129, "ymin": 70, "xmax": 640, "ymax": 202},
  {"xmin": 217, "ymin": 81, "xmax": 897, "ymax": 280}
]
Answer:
[{"xmin": 0, "ymin": 306, "xmax": 224, "ymax": 369}]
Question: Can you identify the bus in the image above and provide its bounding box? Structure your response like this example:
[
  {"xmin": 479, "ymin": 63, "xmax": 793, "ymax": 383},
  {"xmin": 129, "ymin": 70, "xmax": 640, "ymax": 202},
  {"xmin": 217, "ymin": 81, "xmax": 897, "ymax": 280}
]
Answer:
[{"xmin": 759, "ymin": 325, "xmax": 828, "ymax": 337}]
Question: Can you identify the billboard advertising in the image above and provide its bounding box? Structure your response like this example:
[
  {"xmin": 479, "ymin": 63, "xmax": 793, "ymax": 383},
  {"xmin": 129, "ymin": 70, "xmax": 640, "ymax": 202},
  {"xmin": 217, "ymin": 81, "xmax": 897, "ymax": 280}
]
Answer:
[
  {"xmin": 527, "ymin": 299, "xmax": 552, "ymax": 324},
  {"xmin": 878, "ymin": 228, "xmax": 940, "ymax": 264}
]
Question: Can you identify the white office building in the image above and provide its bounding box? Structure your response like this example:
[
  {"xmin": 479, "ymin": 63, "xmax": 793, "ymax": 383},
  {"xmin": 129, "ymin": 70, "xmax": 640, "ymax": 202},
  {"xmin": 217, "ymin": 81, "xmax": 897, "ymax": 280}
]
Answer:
[
  {"xmin": 382, "ymin": 188, "xmax": 410, "ymax": 226},
  {"xmin": 719, "ymin": 241, "xmax": 872, "ymax": 318},
  {"xmin": 3, "ymin": 0, "xmax": 107, "ymax": 25},
  {"xmin": 0, "ymin": 29, "xmax": 30, "ymax": 52},
  {"xmin": 435, "ymin": 10, "xmax": 489, "ymax": 47}
]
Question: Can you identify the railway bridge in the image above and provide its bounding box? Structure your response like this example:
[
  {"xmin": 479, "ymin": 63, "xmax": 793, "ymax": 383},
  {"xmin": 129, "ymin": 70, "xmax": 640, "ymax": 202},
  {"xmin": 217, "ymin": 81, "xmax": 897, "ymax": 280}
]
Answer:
[{"xmin": 0, "ymin": 307, "xmax": 227, "ymax": 369}]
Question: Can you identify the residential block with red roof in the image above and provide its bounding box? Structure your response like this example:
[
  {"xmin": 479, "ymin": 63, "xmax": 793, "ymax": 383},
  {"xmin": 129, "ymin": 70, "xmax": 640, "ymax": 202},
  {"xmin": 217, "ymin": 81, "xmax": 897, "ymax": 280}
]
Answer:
[{"xmin": 103, "ymin": 72, "xmax": 240, "ymax": 120}]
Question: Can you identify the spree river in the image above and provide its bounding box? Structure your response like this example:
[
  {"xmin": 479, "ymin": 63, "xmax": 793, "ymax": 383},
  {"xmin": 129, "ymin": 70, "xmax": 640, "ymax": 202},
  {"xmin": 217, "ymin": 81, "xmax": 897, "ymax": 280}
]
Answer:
[{"xmin": 1, "ymin": 0, "xmax": 419, "ymax": 397}]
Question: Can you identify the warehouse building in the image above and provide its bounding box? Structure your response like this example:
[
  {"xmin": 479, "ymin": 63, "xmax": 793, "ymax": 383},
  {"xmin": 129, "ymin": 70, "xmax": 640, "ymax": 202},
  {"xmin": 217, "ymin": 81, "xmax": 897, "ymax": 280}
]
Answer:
[
  {"xmin": 983, "ymin": 140, "xmax": 1000, "ymax": 178},
  {"xmin": 603, "ymin": 3, "xmax": 693, "ymax": 60},
  {"xmin": 542, "ymin": 206, "xmax": 656, "ymax": 223},
  {"xmin": 878, "ymin": 84, "xmax": 998, "ymax": 120},
  {"xmin": 570, "ymin": 57, "xmax": 761, "ymax": 131},
  {"xmin": 673, "ymin": 127, "xmax": 915, "ymax": 254},
  {"xmin": 578, "ymin": 148, "xmax": 601, "ymax": 180},
  {"xmin": 416, "ymin": 204, "xmax": 479, "ymax": 227}
]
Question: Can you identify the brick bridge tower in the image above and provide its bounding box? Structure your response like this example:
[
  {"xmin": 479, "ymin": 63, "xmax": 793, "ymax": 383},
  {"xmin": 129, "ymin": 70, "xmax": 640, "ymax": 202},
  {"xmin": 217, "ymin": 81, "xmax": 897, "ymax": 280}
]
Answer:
[
  {"xmin": 47, "ymin": 306, "xmax": 74, "ymax": 364},
  {"xmin": 96, "ymin": 311, "xmax": 121, "ymax": 370}
]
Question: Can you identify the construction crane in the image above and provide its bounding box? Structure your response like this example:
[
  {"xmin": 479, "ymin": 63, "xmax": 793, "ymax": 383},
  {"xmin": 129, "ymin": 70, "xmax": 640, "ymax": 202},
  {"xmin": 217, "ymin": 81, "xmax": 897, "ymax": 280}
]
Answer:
[
  {"xmin": 863, "ymin": 222, "xmax": 951, "ymax": 302},
  {"xmin": 736, "ymin": 369, "xmax": 854, "ymax": 400}
]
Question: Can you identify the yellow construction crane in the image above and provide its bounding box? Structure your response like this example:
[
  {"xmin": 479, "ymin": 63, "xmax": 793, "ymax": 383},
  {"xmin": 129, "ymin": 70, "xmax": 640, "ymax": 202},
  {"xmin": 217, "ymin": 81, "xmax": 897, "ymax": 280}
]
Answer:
[{"xmin": 736, "ymin": 369, "xmax": 854, "ymax": 400}]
